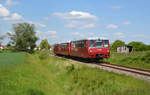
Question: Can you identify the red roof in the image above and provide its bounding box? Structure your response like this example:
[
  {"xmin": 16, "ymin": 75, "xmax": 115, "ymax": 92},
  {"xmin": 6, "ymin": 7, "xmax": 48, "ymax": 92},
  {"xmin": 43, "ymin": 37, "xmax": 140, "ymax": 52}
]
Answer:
[{"xmin": 1, "ymin": 45, "xmax": 6, "ymax": 49}]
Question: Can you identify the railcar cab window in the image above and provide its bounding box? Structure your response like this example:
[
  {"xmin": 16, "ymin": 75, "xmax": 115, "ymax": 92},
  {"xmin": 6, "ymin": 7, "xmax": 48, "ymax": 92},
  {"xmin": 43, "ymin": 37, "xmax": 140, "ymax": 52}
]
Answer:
[
  {"xmin": 95, "ymin": 40, "xmax": 103, "ymax": 48},
  {"xmin": 54, "ymin": 45, "xmax": 58, "ymax": 49},
  {"xmin": 61, "ymin": 43, "xmax": 67, "ymax": 48},
  {"xmin": 90, "ymin": 40, "xmax": 94, "ymax": 47},
  {"xmin": 104, "ymin": 40, "xmax": 109, "ymax": 48}
]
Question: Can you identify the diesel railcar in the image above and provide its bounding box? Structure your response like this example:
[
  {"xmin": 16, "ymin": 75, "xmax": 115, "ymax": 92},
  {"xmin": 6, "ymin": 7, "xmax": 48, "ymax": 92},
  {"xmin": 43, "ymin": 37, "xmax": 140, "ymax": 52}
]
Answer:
[{"xmin": 54, "ymin": 38, "xmax": 110, "ymax": 60}]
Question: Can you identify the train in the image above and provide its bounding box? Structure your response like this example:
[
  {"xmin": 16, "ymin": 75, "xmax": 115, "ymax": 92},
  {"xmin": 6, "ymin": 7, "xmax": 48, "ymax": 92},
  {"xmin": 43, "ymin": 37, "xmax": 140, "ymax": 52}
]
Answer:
[{"xmin": 54, "ymin": 38, "xmax": 110, "ymax": 61}]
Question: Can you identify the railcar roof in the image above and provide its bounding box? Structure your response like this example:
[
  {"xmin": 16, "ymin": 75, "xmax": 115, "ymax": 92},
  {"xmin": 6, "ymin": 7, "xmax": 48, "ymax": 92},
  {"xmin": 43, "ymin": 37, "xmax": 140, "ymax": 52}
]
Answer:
[
  {"xmin": 86, "ymin": 37, "xmax": 108, "ymax": 40},
  {"xmin": 54, "ymin": 37, "xmax": 109, "ymax": 44},
  {"xmin": 71, "ymin": 37, "xmax": 108, "ymax": 42}
]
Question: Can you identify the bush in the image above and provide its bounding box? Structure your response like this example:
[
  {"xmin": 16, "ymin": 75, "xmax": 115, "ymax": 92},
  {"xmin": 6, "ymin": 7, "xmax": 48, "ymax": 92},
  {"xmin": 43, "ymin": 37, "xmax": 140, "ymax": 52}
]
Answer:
[
  {"xmin": 128, "ymin": 41, "xmax": 149, "ymax": 51},
  {"xmin": 38, "ymin": 52, "xmax": 49, "ymax": 60},
  {"xmin": 140, "ymin": 52, "xmax": 150, "ymax": 63},
  {"xmin": 27, "ymin": 89, "xmax": 45, "ymax": 95},
  {"xmin": 66, "ymin": 64, "xmax": 75, "ymax": 73}
]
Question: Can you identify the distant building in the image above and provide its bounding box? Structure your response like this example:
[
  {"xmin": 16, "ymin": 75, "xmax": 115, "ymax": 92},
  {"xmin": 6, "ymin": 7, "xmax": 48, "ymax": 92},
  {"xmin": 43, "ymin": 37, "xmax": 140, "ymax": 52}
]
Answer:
[
  {"xmin": 0, "ymin": 45, "xmax": 6, "ymax": 50},
  {"xmin": 117, "ymin": 46, "xmax": 133, "ymax": 53},
  {"xmin": 34, "ymin": 46, "xmax": 41, "ymax": 51}
]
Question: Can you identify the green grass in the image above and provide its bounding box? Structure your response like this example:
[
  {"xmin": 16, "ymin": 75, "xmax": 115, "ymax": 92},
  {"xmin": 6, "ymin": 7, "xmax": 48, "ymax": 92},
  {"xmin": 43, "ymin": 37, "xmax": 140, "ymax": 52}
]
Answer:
[
  {"xmin": 105, "ymin": 51, "xmax": 150, "ymax": 70},
  {"xmin": 0, "ymin": 52, "xmax": 150, "ymax": 95},
  {"xmin": 0, "ymin": 52, "xmax": 26, "ymax": 68}
]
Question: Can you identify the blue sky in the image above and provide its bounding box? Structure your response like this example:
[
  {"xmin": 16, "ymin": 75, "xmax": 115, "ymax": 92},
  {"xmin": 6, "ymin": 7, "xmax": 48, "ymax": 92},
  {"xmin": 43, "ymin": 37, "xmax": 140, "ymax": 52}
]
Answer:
[{"xmin": 0, "ymin": 0, "xmax": 150, "ymax": 45}]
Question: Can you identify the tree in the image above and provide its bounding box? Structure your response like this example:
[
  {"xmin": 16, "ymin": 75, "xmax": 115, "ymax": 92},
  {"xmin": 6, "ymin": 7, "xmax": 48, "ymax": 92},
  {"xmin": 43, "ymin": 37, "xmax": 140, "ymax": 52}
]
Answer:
[
  {"xmin": 111, "ymin": 40, "xmax": 126, "ymax": 51},
  {"xmin": 0, "ymin": 35, "xmax": 5, "ymax": 46},
  {"xmin": 8, "ymin": 23, "xmax": 38, "ymax": 52},
  {"xmin": 128, "ymin": 41, "xmax": 148, "ymax": 51},
  {"xmin": 40, "ymin": 39, "xmax": 50, "ymax": 50}
]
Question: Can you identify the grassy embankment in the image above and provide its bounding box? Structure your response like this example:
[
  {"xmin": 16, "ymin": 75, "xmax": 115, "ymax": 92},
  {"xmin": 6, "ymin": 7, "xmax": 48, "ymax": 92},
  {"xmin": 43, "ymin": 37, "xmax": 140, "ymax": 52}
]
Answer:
[
  {"xmin": 0, "ymin": 52, "xmax": 150, "ymax": 95},
  {"xmin": 106, "ymin": 51, "xmax": 150, "ymax": 70}
]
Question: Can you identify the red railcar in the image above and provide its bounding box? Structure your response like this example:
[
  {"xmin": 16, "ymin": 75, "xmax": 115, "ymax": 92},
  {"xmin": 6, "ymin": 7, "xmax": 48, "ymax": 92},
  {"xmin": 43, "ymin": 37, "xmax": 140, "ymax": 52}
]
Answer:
[
  {"xmin": 54, "ymin": 38, "xmax": 110, "ymax": 60},
  {"xmin": 54, "ymin": 44, "xmax": 60, "ymax": 54},
  {"xmin": 54, "ymin": 43, "xmax": 70, "ymax": 55},
  {"xmin": 59, "ymin": 43, "xmax": 70, "ymax": 55}
]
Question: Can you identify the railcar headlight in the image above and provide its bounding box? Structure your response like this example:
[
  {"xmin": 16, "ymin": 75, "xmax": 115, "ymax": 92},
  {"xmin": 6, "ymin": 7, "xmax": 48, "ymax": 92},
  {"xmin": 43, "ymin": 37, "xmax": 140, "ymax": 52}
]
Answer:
[
  {"xmin": 90, "ymin": 50, "xmax": 92, "ymax": 53},
  {"xmin": 107, "ymin": 50, "xmax": 110, "ymax": 52}
]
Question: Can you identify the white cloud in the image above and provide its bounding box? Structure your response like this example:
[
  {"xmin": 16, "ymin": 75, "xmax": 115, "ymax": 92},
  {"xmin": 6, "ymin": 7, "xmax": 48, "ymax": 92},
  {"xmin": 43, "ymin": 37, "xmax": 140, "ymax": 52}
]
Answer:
[
  {"xmin": 35, "ymin": 22, "xmax": 46, "ymax": 28},
  {"xmin": 0, "ymin": 4, "xmax": 10, "ymax": 16},
  {"xmin": 0, "ymin": 4, "xmax": 45, "ymax": 29},
  {"xmin": 111, "ymin": 6, "xmax": 123, "ymax": 9},
  {"xmin": 65, "ymin": 21, "xmax": 97, "ymax": 29},
  {"xmin": 106, "ymin": 24, "xmax": 119, "ymax": 29},
  {"xmin": 115, "ymin": 32, "xmax": 125, "ymax": 38},
  {"xmin": 3, "ymin": 13, "xmax": 22, "ymax": 21},
  {"xmin": 5, "ymin": 0, "xmax": 19, "ymax": 6},
  {"xmin": 123, "ymin": 21, "xmax": 131, "ymax": 25},
  {"xmin": 53, "ymin": 11, "xmax": 98, "ymax": 20},
  {"xmin": 26, "ymin": 21, "xmax": 46, "ymax": 28},
  {"xmin": 0, "ymin": 4, "xmax": 23, "ymax": 22},
  {"xmin": 72, "ymin": 32, "xmax": 85, "ymax": 37},
  {"xmin": 52, "ymin": 11, "xmax": 98, "ymax": 29},
  {"xmin": 37, "ymin": 30, "xmax": 58, "ymax": 40},
  {"xmin": 81, "ymin": 23, "xmax": 96, "ymax": 29},
  {"xmin": 65, "ymin": 23, "xmax": 76, "ymax": 28},
  {"xmin": 47, "ymin": 31, "xmax": 57, "ymax": 34},
  {"xmin": 36, "ymin": 30, "xmax": 59, "ymax": 45},
  {"xmin": 134, "ymin": 34, "xmax": 146, "ymax": 38},
  {"xmin": 72, "ymin": 32, "xmax": 94, "ymax": 39}
]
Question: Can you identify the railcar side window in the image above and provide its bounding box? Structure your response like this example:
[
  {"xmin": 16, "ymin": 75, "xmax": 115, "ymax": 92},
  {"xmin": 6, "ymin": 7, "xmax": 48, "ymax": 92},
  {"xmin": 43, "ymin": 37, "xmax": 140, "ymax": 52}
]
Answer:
[
  {"xmin": 95, "ymin": 40, "xmax": 103, "ymax": 48},
  {"xmin": 90, "ymin": 40, "xmax": 94, "ymax": 47},
  {"xmin": 61, "ymin": 43, "xmax": 67, "ymax": 49},
  {"xmin": 76, "ymin": 41, "xmax": 84, "ymax": 48},
  {"xmin": 85, "ymin": 40, "xmax": 87, "ymax": 48},
  {"xmin": 71, "ymin": 42, "xmax": 75, "ymax": 48},
  {"xmin": 80, "ymin": 41, "xmax": 84, "ymax": 48},
  {"xmin": 104, "ymin": 40, "xmax": 109, "ymax": 48}
]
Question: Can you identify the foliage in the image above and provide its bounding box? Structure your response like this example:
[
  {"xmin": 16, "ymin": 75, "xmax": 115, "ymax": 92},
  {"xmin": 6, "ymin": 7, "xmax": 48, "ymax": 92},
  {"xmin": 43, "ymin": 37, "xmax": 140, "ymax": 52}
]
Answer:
[
  {"xmin": 7, "ymin": 23, "xmax": 38, "ymax": 52},
  {"xmin": 139, "ymin": 52, "xmax": 150, "ymax": 63},
  {"xmin": 106, "ymin": 51, "xmax": 150, "ymax": 70},
  {"xmin": 0, "ymin": 53, "xmax": 150, "ymax": 95},
  {"xmin": 128, "ymin": 41, "xmax": 149, "ymax": 51},
  {"xmin": 38, "ymin": 51, "xmax": 48, "ymax": 60},
  {"xmin": 66, "ymin": 64, "xmax": 75, "ymax": 73},
  {"xmin": 110, "ymin": 40, "xmax": 126, "ymax": 51},
  {"xmin": 40, "ymin": 39, "xmax": 50, "ymax": 50}
]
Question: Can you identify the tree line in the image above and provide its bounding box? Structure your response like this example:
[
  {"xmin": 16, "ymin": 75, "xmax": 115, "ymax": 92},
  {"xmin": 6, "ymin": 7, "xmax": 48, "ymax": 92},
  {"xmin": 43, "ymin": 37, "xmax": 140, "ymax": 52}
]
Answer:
[{"xmin": 111, "ymin": 40, "xmax": 150, "ymax": 51}]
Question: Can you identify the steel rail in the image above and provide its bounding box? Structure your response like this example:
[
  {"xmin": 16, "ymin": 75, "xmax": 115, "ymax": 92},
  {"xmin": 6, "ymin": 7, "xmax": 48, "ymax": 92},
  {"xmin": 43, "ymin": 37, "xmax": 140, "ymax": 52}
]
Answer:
[
  {"xmin": 95, "ymin": 63, "xmax": 150, "ymax": 77},
  {"xmin": 101, "ymin": 63, "xmax": 150, "ymax": 73}
]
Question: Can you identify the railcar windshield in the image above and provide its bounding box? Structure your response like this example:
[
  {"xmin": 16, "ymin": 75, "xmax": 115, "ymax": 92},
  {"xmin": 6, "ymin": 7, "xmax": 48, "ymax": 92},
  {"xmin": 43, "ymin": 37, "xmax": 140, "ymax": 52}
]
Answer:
[
  {"xmin": 90, "ymin": 40, "xmax": 95, "ymax": 47},
  {"xmin": 95, "ymin": 40, "xmax": 103, "ymax": 48},
  {"xmin": 104, "ymin": 40, "xmax": 109, "ymax": 48}
]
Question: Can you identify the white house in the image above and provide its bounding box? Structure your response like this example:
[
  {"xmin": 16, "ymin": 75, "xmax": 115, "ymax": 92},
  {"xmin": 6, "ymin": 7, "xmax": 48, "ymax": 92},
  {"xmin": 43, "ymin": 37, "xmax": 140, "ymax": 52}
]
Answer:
[{"xmin": 117, "ymin": 46, "xmax": 133, "ymax": 53}]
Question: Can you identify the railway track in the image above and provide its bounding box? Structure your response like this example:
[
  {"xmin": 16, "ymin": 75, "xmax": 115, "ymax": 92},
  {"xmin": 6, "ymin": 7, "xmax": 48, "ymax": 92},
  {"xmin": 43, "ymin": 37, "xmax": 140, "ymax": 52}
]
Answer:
[{"xmin": 94, "ymin": 63, "xmax": 150, "ymax": 77}]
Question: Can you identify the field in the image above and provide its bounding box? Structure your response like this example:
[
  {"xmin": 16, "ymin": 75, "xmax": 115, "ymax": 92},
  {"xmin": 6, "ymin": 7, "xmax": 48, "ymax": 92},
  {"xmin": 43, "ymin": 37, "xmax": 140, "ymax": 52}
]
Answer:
[
  {"xmin": 0, "ymin": 52, "xmax": 26, "ymax": 68},
  {"xmin": 0, "ymin": 52, "xmax": 150, "ymax": 95},
  {"xmin": 106, "ymin": 51, "xmax": 150, "ymax": 70}
]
